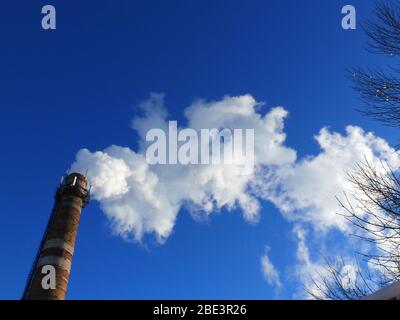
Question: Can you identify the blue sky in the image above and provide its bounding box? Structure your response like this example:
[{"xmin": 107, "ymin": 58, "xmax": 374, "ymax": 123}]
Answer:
[{"xmin": 0, "ymin": 0, "xmax": 399, "ymax": 299}]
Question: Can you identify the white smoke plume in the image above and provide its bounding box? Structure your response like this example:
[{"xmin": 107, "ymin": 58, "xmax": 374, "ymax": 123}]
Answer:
[{"xmin": 70, "ymin": 94, "xmax": 400, "ymax": 247}]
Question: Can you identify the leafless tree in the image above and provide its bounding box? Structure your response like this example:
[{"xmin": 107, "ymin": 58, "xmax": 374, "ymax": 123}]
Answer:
[
  {"xmin": 308, "ymin": 160, "xmax": 400, "ymax": 300},
  {"xmin": 306, "ymin": 257, "xmax": 380, "ymax": 300},
  {"xmin": 308, "ymin": 1, "xmax": 400, "ymax": 299},
  {"xmin": 352, "ymin": 1, "xmax": 400, "ymax": 126},
  {"xmin": 341, "ymin": 160, "xmax": 400, "ymax": 279}
]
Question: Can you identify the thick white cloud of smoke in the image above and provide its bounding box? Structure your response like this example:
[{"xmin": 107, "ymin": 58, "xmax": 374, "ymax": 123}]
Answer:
[
  {"xmin": 70, "ymin": 94, "xmax": 400, "ymax": 291},
  {"xmin": 71, "ymin": 94, "xmax": 400, "ymax": 241},
  {"xmin": 71, "ymin": 94, "xmax": 299, "ymax": 242}
]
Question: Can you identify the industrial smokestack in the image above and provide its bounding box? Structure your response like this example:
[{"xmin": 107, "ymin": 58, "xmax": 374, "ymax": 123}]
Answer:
[{"xmin": 23, "ymin": 173, "xmax": 90, "ymax": 300}]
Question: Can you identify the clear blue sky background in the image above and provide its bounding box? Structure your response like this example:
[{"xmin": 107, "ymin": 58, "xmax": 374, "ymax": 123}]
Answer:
[{"xmin": 0, "ymin": 0, "xmax": 397, "ymax": 299}]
